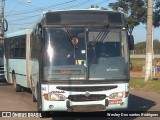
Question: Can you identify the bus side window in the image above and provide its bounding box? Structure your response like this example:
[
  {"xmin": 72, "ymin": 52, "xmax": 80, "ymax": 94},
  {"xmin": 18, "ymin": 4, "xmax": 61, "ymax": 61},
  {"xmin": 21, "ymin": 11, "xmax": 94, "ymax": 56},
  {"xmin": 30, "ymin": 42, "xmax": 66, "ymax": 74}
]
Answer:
[
  {"xmin": 20, "ymin": 48, "xmax": 25, "ymax": 58},
  {"xmin": 15, "ymin": 48, "xmax": 20, "ymax": 58},
  {"xmin": 10, "ymin": 38, "xmax": 15, "ymax": 58},
  {"xmin": 20, "ymin": 39, "xmax": 26, "ymax": 58}
]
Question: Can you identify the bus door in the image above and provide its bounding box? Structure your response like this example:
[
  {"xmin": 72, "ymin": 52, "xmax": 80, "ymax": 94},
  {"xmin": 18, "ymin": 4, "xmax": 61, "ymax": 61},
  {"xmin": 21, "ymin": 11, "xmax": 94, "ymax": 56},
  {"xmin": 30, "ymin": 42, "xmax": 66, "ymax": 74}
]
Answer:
[{"xmin": 4, "ymin": 39, "xmax": 11, "ymax": 83}]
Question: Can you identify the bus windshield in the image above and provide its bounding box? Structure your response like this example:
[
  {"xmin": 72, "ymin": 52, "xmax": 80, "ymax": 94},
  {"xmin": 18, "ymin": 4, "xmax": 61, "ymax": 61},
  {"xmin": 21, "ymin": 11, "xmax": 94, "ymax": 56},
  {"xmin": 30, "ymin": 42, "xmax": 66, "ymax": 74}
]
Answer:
[
  {"xmin": 43, "ymin": 27, "xmax": 128, "ymax": 81},
  {"xmin": 88, "ymin": 27, "xmax": 128, "ymax": 80},
  {"xmin": 43, "ymin": 27, "xmax": 86, "ymax": 80}
]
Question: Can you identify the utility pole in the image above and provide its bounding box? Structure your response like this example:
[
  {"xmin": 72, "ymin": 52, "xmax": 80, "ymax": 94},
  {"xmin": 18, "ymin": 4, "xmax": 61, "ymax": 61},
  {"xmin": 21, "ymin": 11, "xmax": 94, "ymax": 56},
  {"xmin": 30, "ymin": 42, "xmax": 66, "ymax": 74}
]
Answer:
[
  {"xmin": 145, "ymin": 0, "xmax": 153, "ymax": 82},
  {"xmin": 0, "ymin": 0, "xmax": 4, "ymax": 39}
]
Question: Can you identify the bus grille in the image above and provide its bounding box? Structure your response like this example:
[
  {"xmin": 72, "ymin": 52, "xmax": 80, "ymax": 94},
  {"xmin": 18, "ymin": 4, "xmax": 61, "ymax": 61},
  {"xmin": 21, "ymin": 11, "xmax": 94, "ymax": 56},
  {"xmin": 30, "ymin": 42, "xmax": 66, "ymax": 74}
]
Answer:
[
  {"xmin": 57, "ymin": 85, "xmax": 118, "ymax": 92},
  {"xmin": 68, "ymin": 94, "xmax": 106, "ymax": 102}
]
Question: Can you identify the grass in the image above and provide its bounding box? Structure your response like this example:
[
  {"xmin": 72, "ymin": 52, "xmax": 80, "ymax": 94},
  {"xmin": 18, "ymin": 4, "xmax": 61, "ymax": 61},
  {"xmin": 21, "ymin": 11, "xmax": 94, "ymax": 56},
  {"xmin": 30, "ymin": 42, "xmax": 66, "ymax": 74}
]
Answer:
[
  {"xmin": 130, "ymin": 58, "xmax": 160, "ymax": 93},
  {"xmin": 130, "ymin": 78, "xmax": 160, "ymax": 93},
  {"xmin": 130, "ymin": 58, "xmax": 159, "ymax": 67},
  {"xmin": 131, "ymin": 59, "xmax": 145, "ymax": 66}
]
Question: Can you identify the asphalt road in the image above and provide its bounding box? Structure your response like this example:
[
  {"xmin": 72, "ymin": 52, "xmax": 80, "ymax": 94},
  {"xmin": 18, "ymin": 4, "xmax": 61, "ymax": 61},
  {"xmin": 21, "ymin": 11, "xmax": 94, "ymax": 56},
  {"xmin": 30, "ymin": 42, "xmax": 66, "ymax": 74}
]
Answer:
[{"xmin": 0, "ymin": 81, "xmax": 160, "ymax": 120}]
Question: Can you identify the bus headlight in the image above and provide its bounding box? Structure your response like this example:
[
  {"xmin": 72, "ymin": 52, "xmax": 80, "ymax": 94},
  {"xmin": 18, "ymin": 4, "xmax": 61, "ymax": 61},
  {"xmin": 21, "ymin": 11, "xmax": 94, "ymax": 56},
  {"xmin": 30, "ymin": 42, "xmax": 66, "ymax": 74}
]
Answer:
[
  {"xmin": 43, "ymin": 93, "xmax": 66, "ymax": 101},
  {"xmin": 109, "ymin": 92, "xmax": 128, "ymax": 99}
]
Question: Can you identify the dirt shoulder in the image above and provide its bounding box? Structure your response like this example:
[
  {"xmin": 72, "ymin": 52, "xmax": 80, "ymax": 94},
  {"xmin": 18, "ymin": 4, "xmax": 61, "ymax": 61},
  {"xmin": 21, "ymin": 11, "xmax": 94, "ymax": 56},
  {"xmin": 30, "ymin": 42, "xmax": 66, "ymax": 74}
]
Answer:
[{"xmin": 130, "ymin": 71, "xmax": 160, "ymax": 78}]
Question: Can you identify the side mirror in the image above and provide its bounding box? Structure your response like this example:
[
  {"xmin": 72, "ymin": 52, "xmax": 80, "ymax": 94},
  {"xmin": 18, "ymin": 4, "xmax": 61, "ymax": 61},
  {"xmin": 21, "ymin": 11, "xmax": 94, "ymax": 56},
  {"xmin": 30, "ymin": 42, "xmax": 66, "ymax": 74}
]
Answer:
[
  {"xmin": 4, "ymin": 19, "xmax": 8, "ymax": 32},
  {"xmin": 36, "ymin": 23, "xmax": 42, "ymax": 35},
  {"xmin": 128, "ymin": 35, "xmax": 134, "ymax": 50}
]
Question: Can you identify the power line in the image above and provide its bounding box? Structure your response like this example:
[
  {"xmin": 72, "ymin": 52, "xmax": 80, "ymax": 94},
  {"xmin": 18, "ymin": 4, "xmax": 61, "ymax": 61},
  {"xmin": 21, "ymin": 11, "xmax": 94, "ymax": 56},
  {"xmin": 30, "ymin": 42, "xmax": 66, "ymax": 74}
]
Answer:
[
  {"xmin": 9, "ymin": 22, "xmax": 33, "ymax": 25},
  {"xmin": 59, "ymin": 0, "xmax": 96, "ymax": 10},
  {"xmin": 7, "ymin": 0, "xmax": 111, "ymax": 32},
  {"xmin": 8, "ymin": 14, "xmax": 39, "ymax": 22},
  {"xmin": 6, "ymin": 0, "xmax": 107, "ymax": 17},
  {"xmin": 7, "ymin": 1, "xmax": 82, "ymax": 22},
  {"xmin": 8, "ymin": 0, "xmax": 101, "ymax": 23},
  {"xmin": 5, "ymin": 0, "xmax": 80, "ymax": 17},
  {"xmin": 64, "ymin": 0, "xmax": 108, "ymax": 10}
]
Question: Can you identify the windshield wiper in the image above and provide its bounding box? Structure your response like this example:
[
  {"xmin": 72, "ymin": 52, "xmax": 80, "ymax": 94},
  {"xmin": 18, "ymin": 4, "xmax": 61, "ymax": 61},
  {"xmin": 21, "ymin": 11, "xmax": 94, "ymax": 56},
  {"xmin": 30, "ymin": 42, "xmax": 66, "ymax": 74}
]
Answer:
[
  {"xmin": 63, "ymin": 26, "xmax": 78, "ymax": 59},
  {"xmin": 63, "ymin": 26, "xmax": 76, "ymax": 48},
  {"xmin": 93, "ymin": 24, "xmax": 110, "ymax": 45},
  {"xmin": 87, "ymin": 25, "xmax": 110, "ymax": 65}
]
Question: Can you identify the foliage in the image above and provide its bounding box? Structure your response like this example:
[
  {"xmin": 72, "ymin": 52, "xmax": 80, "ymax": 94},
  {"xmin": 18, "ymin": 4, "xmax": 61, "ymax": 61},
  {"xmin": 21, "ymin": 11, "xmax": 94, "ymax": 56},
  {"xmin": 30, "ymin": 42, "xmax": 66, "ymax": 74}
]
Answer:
[
  {"xmin": 134, "ymin": 41, "xmax": 146, "ymax": 51},
  {"xmin": 108, "ymin": 0, "xmax": 160, "ymax": 34},
  {"xmin": 130, "ymin": 78, "xmax": 160, "ymax": 93},
  {"xmin": 130, "ymin": 58, "xmax": 158, "ymax": 67},
  {"xmin": 134, "ymin": 39, "xmax": 160, "ymax": 54},
  {"xmin": 131, "ymin": 59, "xmax": 146, "ymax": 66},
  {"xmin": 154, "ymin": 0, "xmax": 160, "ymax": 27},
  {"xmin": 153, "ymin": 39, "xmax": 160, "ymax": 52}
]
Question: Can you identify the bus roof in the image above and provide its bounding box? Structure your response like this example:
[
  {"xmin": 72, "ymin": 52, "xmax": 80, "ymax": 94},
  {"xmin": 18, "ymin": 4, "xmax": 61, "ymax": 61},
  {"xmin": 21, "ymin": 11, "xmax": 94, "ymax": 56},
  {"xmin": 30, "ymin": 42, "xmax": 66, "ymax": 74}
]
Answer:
[
  {"xmin": 5, "ymin": 29, "xmax": 32, "ymax": 38},
  {"xmin": 41, "ymin": 9, "xmax": 121, "ymax": 14},
  {"xmin": 32, "ymin": 9, "xmax": 127, "ymax": 30}
]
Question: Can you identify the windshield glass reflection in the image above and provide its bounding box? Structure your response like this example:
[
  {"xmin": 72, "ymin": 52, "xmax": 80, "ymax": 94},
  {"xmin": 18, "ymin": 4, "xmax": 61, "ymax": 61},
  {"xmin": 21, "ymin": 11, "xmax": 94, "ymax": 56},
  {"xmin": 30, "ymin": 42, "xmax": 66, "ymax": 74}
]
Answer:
[
  {"xmin": 44, "ymin": 28, "xmax": 86, "ymax": 66},
  {"xmin": 43, "ymin": 27, "xmax": 128, "ymax": 81}
]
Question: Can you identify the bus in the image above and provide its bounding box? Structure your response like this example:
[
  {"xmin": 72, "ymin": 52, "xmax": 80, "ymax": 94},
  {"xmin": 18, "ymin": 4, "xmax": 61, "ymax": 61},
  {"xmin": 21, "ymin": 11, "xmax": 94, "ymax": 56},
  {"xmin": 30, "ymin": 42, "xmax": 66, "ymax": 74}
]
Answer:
[
  {"xmin": 0, "ymin": 45, "xmax": 4, "ymax": 80},
  {"xmin": 4, "ymin": 29, "xmax": 32, "ymax": 91},
  {"xmin": 4, "ymin": 9, "xmax": 134, "ymax": 113}
]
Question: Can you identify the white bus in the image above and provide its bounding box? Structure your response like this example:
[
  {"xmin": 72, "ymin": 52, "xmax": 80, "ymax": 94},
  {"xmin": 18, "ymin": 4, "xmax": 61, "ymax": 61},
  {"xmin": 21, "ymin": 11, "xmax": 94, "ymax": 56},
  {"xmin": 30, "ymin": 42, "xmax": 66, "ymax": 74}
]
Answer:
[
  {"xmin": 30, "ymin": 9, "xmax": 134, "ymax": 113},
  {"xmin": 4, "ymin": 29, "xmax": 32, "ymax": 91},
  {"xmin": 0, "ymin": 45, "xmax": 4, "ymax": 80},
  {"xmin": 4, "ymin": 9, "xmax": 134, "ymax": 115}
]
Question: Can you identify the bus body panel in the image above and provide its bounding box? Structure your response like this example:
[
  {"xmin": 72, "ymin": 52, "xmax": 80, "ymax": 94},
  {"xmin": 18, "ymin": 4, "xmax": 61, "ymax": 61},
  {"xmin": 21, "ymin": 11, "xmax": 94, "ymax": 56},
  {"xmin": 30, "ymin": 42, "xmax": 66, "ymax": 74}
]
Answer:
[
  {"xmin": 30, "ymin": 10, "xmax": 131, "ymax": 112},
  {"xmin": 4, "ymin": 29, "xmax": 32, "ymax": 88},
  {"xmin": 9, "ymin": 59, "xmax": 27, "ymax": 87},
  {"xmin": 4, "ymin": 56, "xmax": 11, "ymax": 83},
  {"xmin": 41, "ymin": 83, "xmax": 129, "ymax": 111},
  {"xmin": 30, "ymin": 60, "xmax": 39, "ymax": 98}
]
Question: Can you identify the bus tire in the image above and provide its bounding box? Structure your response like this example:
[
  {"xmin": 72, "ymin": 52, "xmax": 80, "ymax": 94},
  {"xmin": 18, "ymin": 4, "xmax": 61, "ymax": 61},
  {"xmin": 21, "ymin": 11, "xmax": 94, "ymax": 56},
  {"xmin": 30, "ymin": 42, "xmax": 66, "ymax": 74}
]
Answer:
[
  {"xmin": 32, "ymin": 93, "xmax": 37, "ymax": 102},
  {"xmin": 12, "ymin": 74, "xmax": 21, "ymax": 92},
  {"xmin": 37, "ymin": 83, "xmax": 41, "ymax": 111},
  {"xmin": 36, "ymin": 84, "xmax": 50, "ymax": 118},
  {"xmin": 30, "ymin": 79, "xmax": 37, "ymax": 102}
]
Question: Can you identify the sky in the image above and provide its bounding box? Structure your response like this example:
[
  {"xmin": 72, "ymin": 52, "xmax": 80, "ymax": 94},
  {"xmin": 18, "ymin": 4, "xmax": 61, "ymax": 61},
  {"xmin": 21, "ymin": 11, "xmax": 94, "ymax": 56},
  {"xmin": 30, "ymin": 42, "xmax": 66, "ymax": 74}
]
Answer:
[{"xmin": 4, "ymin": 0, "xmax": 160, "ymax": 43}]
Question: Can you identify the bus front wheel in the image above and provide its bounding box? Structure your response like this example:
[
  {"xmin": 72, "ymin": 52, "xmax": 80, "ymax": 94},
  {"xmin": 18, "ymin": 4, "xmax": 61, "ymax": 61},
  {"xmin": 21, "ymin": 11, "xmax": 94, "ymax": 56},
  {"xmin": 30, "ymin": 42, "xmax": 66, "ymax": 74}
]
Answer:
[
  {"xmin": 32, "ymin": 92, "xmax": 37, "ymax": 102},
  {"xmin": 31, "ymin": 81, "xmax": 37, "ymax": 102},
  {"xmin": 12, "ymin": 74, "xmax": 21, "ymax": 92},
  {"xmin": 36, "ymin": 83, "xmax": 50, "ymax": 118}
]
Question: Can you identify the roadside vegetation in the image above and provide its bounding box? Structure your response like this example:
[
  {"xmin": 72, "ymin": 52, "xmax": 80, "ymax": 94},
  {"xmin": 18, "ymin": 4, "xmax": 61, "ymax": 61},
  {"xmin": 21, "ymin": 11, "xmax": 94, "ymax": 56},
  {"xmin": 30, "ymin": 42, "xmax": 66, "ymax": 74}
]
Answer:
[
  {"xmin": 131, "ymin": 40, "xmax": 160, "ymax": 55},
  {"xmin": 130, "ymin": 58, "xmax": 159, "ymax": 72},
  {"xmin": 131, "ymin": 59, "xmax": 145, "ymax": 67},
  {"xmin": 131, "ymin": 58, "xmax": 159, "ymax": 67},
  {"xmin": 130, "ymin": 58, "xmax": 160, "ymax": 93},
  {"xmin": 109, "ymin": 0, "xmax": 160, "ymax": 35},
  {"xmin": 130, "ymin": 78, "xmax": 160, "ymax": 93}
]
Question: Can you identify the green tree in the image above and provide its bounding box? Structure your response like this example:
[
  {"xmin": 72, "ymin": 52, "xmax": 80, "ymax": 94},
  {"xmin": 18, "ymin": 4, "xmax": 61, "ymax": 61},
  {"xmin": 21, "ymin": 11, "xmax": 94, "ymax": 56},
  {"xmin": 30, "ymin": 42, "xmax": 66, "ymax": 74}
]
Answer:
[
  {"xmin": 109, "ymin": 0, "xmax": 160, "ymax": 34},
  {"xmin": 154, "ymin": 1, "xmax": 160, "ymax": 27},
  {"xmin": 134, "ymin": 41, "xmax": 146, "ymax": 54},
  {"xmin": 134, "ymin": 39, "xmax": 160, "ymax": 54},
  {"xmin": 153, "ymin": 39, "xmax": 160, "ymax": 54},
  {"xmin": 135, "ymin": 41, "xmax": 146, "ymax": 50}
]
